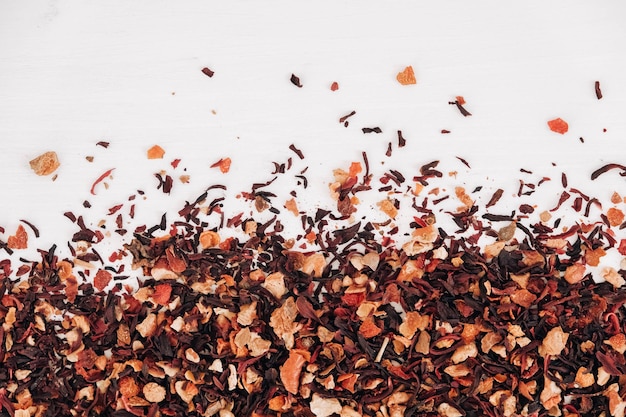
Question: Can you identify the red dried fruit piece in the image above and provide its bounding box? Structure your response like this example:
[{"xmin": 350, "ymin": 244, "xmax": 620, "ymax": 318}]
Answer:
[
  {"xmin": 547, "ymin": 118, "xmax": 569, "ymax": 134},
  {"xmin": 7, "ymin": 224, "xmax": 28, "ymax": 249},
  {"xmin": 618, "ymin": 239, "xmax": 626, "ymax": 256},
  {"xmin": 94, "ymin": 269, "xmax": 112, "ymax": 291},
  {"xmin": 330, "ymin": 82, "xmax": 339, "ymax": 91},
  {"xmin": 152, "ymin": 283, "xmax": 172, "ymax": 305},
  {"xmin": 396, "ymin": 66, "xmax": 416, "ymax": 85},
  {"xmin": 165, "ymin": 246, "xmax": 187, "ymax": 273}
]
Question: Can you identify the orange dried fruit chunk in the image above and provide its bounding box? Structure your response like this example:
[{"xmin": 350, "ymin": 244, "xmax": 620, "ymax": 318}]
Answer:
[
  {"xmin": 585, "ymin": 246, "xmax": 606, "ymax": 267},
  {"xmin": 211, "ymin": 157, "xmax": 231, "ymax": 173},
  {"xmin": 147, "ymin": 145, "xmax": 166, "ymax": 159},
  {"xmin": 280, "ymin": 350, "xmax": 307, "ymax": 394},
  {"xmin": 199, "ymin": 230, "xmax": 220, "ymax": 248},
  {"xmin": 29, "ymin": 151, "xmax": 60, "ymax": 176},
  {"xmin": 396, "ymin": 66, "xmax": 416, "ymax": 85},
  {"xmin": 284, "ymin": 198, "xmax": 299, "ymax": 216},
  {"xmin": 359, "ymin": 317, "xmax": 382, "ymax": 339},
  {"xmin": 607, "ymin": 207, "xmax": 624, "ymax": 227},
  {"xmin": 547, "ymin": 118, "xmax": 569, "ymax": 134},
  {"xmin": 152, "ymin": 283, "xmax": 172, "ymax": 305},
  {"xmin": 7, "ymin": 225, "xmax": 28, "ymax": 249},
  {"xmin": 94, "ymin": 269, "xmax": 112, "ymax": 291}
]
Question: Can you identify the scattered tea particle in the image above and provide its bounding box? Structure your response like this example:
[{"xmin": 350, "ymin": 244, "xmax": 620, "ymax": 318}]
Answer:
[
  {"xmin": 210, "ymin": 157, "xmax": 232, "ymax": 173},
  {"xmin": 85, "ymin": 156, "xmax": 94, "ymax": 162},
  {"xmin": 171, "ymin": 159, "xmax": 181, "ymax": 169},
  {"xmin": 385, "ymin": 142, "xmax": 392, "ymax": 157},
  {"xmin": 595, "ymin": 81, "xmax": 603, "ymax": 99},
  {"xmin": 591, "ymin": 163, "xmax": 626, "ymax": 180},
  {"xmin": 362, "ymin": 127, "xmax": 382, "ymax": 134},
  {"xmin": 607, "ymin": 207, "xmax": 625, "ymax": 227},
  {"xmin": 547, "ymin": 118, "xmax": 569, "ymax": 134},
  {"xmin": 90, "ymin": 168, "xmax": 115, "ymax": 195},
  {"xmin": 201, "ymin": 67, "xmax": 214, "ymax": 77},
  {"xmin": 579, "ymin": 137, "xmax": 585, "ymax": 143},
  {"xmin": 449, "ymin": 97, "xmax": 472, "ymax": 117},
  {"xmin": 611, "ymin": 192, "xmax": 622, "ymax": 204},
  {"xmin": 147, "ymin": 145, "xmax": 166, "ymax": 159},
  {"xmin": 330, "ymin": 81, "xmax": 339, "ymax": 91},
  {"xmin": 339, "ymin": 110, "xmax": 356, "ymax": 127},
  {"xmin": 397, "ymin": 130, "xmax": 406, "ymax": 147},
  {"xmin": 179, "ymin": 175, "xmax": 190, "ymax": 183},
  {"xmin": 486, "ymin": 189, "xmax": 504, "ymax": 208},
  {"xmin": 441, "ymin": 129, "xmax": 451, "ymax": 134},
  {"xmin": 96, "ymin": 141, "xmax": 110, "ymax": 148},
  {"xmin": 29, "ymin": 151, "xmax": 60, "ymax": 176},
  {"xmin": 288, "ymin": 144, "xmax": 304, "ymax": 160},
  {"xmin": 6, "ymin": 224, "xmax": 28, "ymax": 249},
  {"xmin": 290, "ymin": 73, "xmax": 303, "ymax": 88},
  {"xmin": 396, "ymin": 65, "xmax": 416, "ymax": 85},
  {"xmin": 456, "ymin": 156, "xmax": 471, "ymax": 168}
]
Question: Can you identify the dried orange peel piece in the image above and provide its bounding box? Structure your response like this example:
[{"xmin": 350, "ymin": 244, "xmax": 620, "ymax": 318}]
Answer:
[
  {"xmin": 7, "ymin": 225, "xmax": 28, "ymax": 249},
  {"xmin": 396, "ymin": 66, "xmax": 416, "ymax": 85},
  {"xmin": 29, "ymin": 151, "xmax": 60, "ymax": 176},
  {"xmin": 147, "ymin": 145, "xmax": 166, "ymax": 159},
  {"xmin": 547, "ymin": 118, "xmax": 569, "ymax": 134}
]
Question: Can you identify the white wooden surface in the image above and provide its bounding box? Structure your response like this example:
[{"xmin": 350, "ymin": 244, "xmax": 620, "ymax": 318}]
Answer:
[{"xmin": 1, "ymin": 1, "xmax": 625, "ymax": 268}]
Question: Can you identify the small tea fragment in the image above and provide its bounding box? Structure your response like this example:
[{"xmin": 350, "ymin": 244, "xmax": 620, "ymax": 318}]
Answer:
[
  {"xmin": 547, "ymin": 118, "xmax": 569, "ymax": 134},
  {"xmin": 147, "ymin": 144, "xmax": 166, "ymax": 159},
  {"xmin": 330, "ymin": 81, "xmax": 339, "ymax": 91},
  {"xmin": 211, "ymin": 157, "xmax": 231, "ymax": 173},
  {"xmin": 396, "ymin": 65, "xmax": 416, "ymax": 85},
  {"xmin": 29, "ymin": 151, "xmax": 60, "ymax": 176},
  {"xmin": 201, "ymin": 67, "xmax": 214, "ymax": 77},
  {"xmin": 7, "ymin": 224, "xmax": 28, "ymax": 249},
  {"xmin": 280, "ymin": 350, "xmax": 307, "ymax": 394},
  {"xmin": 290, "ymin": 73, "xmax": 303, "ymax": 88}
]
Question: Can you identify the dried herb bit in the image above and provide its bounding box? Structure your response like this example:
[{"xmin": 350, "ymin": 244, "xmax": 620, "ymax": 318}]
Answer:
[
  {"xmin": 288, "ymin": 144, "xmax": 304, "ymax": 160},
  {"xmin": 595, "ymin": 80, "xmax": 603, "ymax": 99},
  {"xmin": 456, "ymin": 156, "xmax": 471, "ymax": 168},
  {"xmin": 449, "ymin": 96, "xmax": 472, "ymax": 117},
  {"xmin": 362, "ymin": 127, "xmax": 382, "ymax": 134},
  {"xmin": 441, "ymin": 129, "xmax": 451, "ymax": 134},
  {"xmin": 548, "ymin": 117, "xmax": 569, "ymax": 134},
  {"xmin": 591, "ymin": 163, "xmax": 626, "ymax": 180},
  {"xmin": 290, "ymin": 73, "xmax": 303, "ymax": 88},
  {"xmin": 339, "ymin": 110, "xmax": 356, "ymax": 127},
  {"xmin": 397, "ymin": 130, "xmax": 406, "ymax": 147},
  {"xmin": 201, "ymin": 66, "xmax": 214, "ymax": 77},
  {"xmin": 210, "ymin": 157, "xmax": 232, "ymax": 173},
  {"xmin": 90, "ymin": 167, "xmax": 115, "ymax": 195},
  {"xmin": 96, "ymin": 140, "xmax": 110, "ymax": 148},
  {"xmin": 486, "ymin": 188, "xmax": 504, "ymax": 208}
]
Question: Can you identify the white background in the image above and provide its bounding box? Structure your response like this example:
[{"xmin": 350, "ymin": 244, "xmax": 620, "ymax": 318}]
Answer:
[{"xmin": 1, "ymin": 1, "xmax": 626, "ymax": 265}]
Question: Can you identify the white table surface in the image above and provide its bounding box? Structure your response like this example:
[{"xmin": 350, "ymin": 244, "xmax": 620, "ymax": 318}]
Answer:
[{"xmin": 1, "ymin": 1, "xmax": 626, "ymax": 276}]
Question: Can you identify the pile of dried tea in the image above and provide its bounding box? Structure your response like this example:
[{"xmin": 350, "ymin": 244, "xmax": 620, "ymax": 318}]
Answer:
[{"xmin": 1, "ymin": 151, "xmax": 626, "ymax": 417}]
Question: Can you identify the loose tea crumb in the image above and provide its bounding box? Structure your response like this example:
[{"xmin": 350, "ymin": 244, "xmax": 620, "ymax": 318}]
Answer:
[
  {"xmin": 29, "ymin": 151, "xmax": 60, "ymax": 176},
  {"xmin": 548, "ymin": 117, "xmax": 569, "ymax": 134},
  {"xmin": 396, "ymin": 65, "xmax": 416, "ymax": 85}
]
